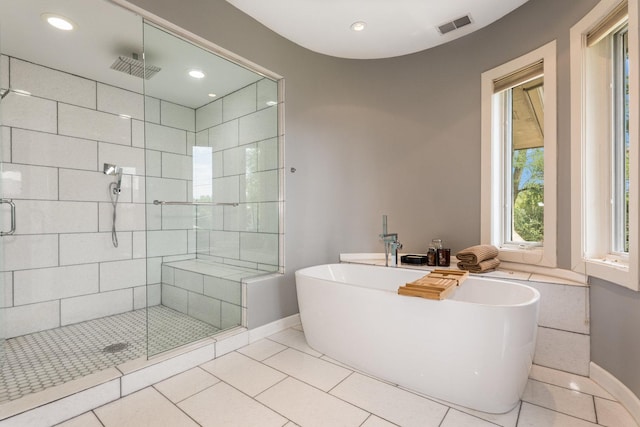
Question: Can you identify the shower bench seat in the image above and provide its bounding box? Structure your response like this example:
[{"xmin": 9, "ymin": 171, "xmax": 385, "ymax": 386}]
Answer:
[{"xmin": 160, "ymin": 259, "xmax": 271, "ymax": 331}]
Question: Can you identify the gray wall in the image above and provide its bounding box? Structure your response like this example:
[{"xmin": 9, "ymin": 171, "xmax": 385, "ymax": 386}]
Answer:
[
  {"xmin": 127, "ymin": 0, "xmax": 596, "ymax": 265},
  {"xmin": 127, "ymin": 0, "xmax": 640, "ymax": 399},
  {"xmin": 590, "ymin": 277, "xmax": 640, "ymax": 396}
]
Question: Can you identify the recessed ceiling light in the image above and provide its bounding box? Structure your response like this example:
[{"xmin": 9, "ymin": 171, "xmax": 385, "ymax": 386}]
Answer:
[
  {"xmin": 208, "ymin": 93, "xmax": 217, "ymax": 98},
  {"xmin": 42, "ymin": 13, "xmax": 75, "ymax": 31},
  {"xmin": 350, "ymin": 21, "xmax": 366, "ymax": 32},
  {"xmin": 188, "ymin": 69, "xmax": 205, "ymax": 79},
  {"xmin": 266, "ymin": 101, "xmax": 277, "ymax": 106}
]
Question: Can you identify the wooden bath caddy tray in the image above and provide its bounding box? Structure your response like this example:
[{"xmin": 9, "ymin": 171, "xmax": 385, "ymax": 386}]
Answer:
[{"xmin": 397, "ymin": 269, "xmax": 469, "ymax": 300}]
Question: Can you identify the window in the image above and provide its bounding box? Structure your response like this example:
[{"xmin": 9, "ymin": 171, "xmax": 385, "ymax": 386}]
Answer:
[
  {"xmin": 612, "ymin": 26, "xmax": 629, "ymax": 253},
  {"xmin": 571, "ymin": 0, "xmax": 639, "ymax": 290},
  {"xmin": 502, "ymin": 74, "xmax": 545, "ymax": 247},
  {"xmin": 481, "ymin": 41, "xmax": 557, "ymax": 267},
  {"xmin": 193, "ymin": 146, "xmax": 213, "ymax": 202}
]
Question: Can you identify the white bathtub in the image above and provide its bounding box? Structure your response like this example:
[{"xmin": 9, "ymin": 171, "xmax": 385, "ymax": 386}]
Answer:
[{"xmin": 295, "ymin": 263, "xmax": 540, "ymax": 413}]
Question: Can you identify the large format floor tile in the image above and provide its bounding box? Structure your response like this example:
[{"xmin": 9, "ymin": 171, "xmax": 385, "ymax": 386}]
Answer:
[
  {"xmin": 266, "ymin": 328, "xmax": 322, "ymax": 357},
  {"xmin": 529, "ymin": 364, "xmax": 614, "ymax": 400},
  {"xmin": 153, "ymin": 367, "xmax": 219, "ymax": 403},
  {"xmin": 518, "ymin": 402, "xmax": 599, "ymax": 427},
  {"xmin": 178, "ymin": 381, "xmax": 287, "ymax": 427},
  {"xmin": 425, "ymin": 395, "xmax": 520, "ymax": 427},
  {"xmin": 94, "ymin": 387, "xmax": 199, "ymax": 427},
  {"xmin": 330, "ymin": 372, "xmax": 449, "ymax": 427},
  {"xmin": 595, "ymin": 397, "xmax": 638, "ymax": 427},
  {"xmin": 237, "ymin": 338, "xmax": 287, "ymax": 361},
  {"xmin": 441, "ymin": 408, "xmax": 505, "ymax": 427},
  {"xmin": 263, "ymin": 347, "xmax": 352, "ymax": 391},
  {"xmin": 360, "ymin": 415, "xmax": 397, "ymax": 427},
  {"xmin": 522, "ymin": 379, "xmax": 597, "ymax": 422},
  {"xmin": 200, "ymin": 351, "xmax": 286, "ymax": 397},
  {"xmin": 257, "ymin": 377, "xmax": 369, "ymax": 427},
  {"xmin": 56, "ymin": 412, "xmax": 103, "ymax": 427}
]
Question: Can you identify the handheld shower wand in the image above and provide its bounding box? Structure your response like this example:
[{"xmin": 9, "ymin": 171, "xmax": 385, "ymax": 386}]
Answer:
[
  {"xmin": 103, "ymin": 163, "xmax": 122, "ymax": 194},
  {"xmin": 103, "ymin": 163, "xmax": 123, "ymax": 247}
]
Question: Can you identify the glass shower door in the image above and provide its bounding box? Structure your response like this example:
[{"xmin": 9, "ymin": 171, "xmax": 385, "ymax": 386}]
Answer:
[
  {"xmin": 143, "ymin": 21, "xmax": 280, "ymax": 356},
  {"xmin": 0, "ymin": 43, "xmax": 5, "ymax": 365}
]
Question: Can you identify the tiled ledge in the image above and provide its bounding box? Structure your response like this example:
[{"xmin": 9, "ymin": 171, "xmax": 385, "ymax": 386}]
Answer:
[
  {"xmin": 339, "ymin": 253, "xmax": 587, "ymax": 287},
  {"xmin": 0, "ymin": 315, "xmax": 300, "ymax": 426},
  {"xmin": 164, "ymin": 259, "xmax": 273, "ymax": 282}
]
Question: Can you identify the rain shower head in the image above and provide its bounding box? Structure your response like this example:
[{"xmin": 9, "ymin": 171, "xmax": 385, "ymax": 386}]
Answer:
[{"xmin": 110, "ymin": 53, "xmax": 161, "ymax": 80}]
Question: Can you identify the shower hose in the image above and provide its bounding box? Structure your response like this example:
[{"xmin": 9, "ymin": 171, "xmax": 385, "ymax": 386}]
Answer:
[{"xmin": 109, "ymin": 182, "xmax": 120, "ymax": 248}]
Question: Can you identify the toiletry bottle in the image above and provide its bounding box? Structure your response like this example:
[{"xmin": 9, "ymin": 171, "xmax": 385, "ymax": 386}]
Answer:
[
  {"xmin": 426, "ymin": 247, "xmax": 437, "ymax": 266},
  {"xmin": 438, "ymin": 248, "xmax": 451, "ymax": 267}
]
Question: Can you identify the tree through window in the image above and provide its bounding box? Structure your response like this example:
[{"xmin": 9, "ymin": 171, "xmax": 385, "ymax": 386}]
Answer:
[{"xmin": 505, "ymin": 76, "xmax": 544, "ymax": 244}]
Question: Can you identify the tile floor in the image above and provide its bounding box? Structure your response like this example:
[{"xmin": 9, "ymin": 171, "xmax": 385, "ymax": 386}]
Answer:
[
  {"xmin": 0, "ymin": 306, "xmax": 219, "ymax": 403},
  {"xmin": 55, "ymin": 325, "xmax": 638, "ymax": 427}
]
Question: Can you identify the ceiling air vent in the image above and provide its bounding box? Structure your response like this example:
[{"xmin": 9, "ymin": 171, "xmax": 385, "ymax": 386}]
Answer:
[{"xmin": 437, "ymin": 14, "xmax": 472, "ymax": 35}]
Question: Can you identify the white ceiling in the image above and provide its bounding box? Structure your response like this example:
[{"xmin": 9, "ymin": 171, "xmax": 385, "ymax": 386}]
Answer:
[
  {"xmin": 1, "ymin": 0, "xmax": 531, "ymax": 108},
  {"xmin": 0, "ymin": 0, "xmax": 264, "ymax": 109},
  {"xmin": 226, "ymin": 0, "xmax": 529, "ymax": 59}
]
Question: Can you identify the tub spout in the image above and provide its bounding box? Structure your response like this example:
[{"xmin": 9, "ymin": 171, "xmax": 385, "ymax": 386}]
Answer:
[
  {"xmin": 390, "ymin": 240, "xmax": 403, "ymax": 266},
  {"xmin": 379, "ymin": 215, "xmax": 402, "ymax": 267}
]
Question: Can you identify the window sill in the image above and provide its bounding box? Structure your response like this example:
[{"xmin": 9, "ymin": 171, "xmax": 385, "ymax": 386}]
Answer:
[
  {"xmin": 497, "ymin": 245, "xmax": 556, "ymax": 268},
  {"xmin": 587, "ymin": 256, "xmax": 629, "ymax": 270},
  {"xmin": 581, "ymin": 256, "xmax": 638, "ymax": 291},
  {"xmin": 339, "ymin": 253, "xmax": 587, "ymax": 286}
]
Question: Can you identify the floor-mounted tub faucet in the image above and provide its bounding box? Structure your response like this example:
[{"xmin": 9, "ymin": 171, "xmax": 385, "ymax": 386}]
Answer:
[{"xmin": 380, "ymin": 215, "xmax": 403, "ymax": 267}]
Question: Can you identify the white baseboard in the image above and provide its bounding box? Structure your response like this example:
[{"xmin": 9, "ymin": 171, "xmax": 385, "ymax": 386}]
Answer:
[
  {"xmin": 248, "ymin": 313, "xmax": 301, "ymax": 343},
  {"xmin": 590, "ymin": 362, "xmax": 640, "ymax": 425}
]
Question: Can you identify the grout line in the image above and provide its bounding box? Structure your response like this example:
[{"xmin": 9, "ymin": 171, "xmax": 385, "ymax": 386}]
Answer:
[
  {"xmin": 532, "ymin": 363, "xmax": 592, "ymax": 379},
  {"xmin": 327, "ymin": 370, "xmax": 354, "ymax": 395},
  {"xmin": 526, "ymin": 377, "xmax": 595, "ymax": 397},
  {"xmin": 154, "ymin": 387, "xmax": 203, "ymax": 427},
  {"xmin": 528, "ymin": 370, "xmax": 615, "ymax": 401},
  {"xmin": 537, "ymin": 324, "xmax": 591, "ymax": 336},
  {"xmin": 524, "ymin": 401, "xmax": 600, "ymax": 425},
  {"xmin": 151, "ymin": 371, "xmax": 219, "ymax": 406},
  {"xmin": 593, "ymin": 394, "xmax": 599, "ymax": 425},
  {"xmin": 515, "ymin": 401, "xmax": 522, "ymax": 427},
  {"xmin": 437, "ymin": 407, "xmax": 450, "ymax": 427},
  {"xmin": 92, "ymin": 409, "xmax": 107, "ymax": 427}
]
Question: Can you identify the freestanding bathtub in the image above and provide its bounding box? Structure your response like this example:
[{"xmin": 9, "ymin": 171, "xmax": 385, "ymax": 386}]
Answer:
[{"xmin": 295, "ymin": 263, "xmax": 540, "ymax": 414}]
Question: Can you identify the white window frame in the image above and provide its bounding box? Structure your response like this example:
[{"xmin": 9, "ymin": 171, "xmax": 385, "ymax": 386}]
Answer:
[
  {"xmin": 481, "ymin": 41, "xmax": 557, "ymax": 267},
  {"xmin": 570, "ymin": 0, "xmax": 639, "ymax": 290},
  {"xmin": 612, "ymin": 26, "xmax": 629, "ymax": 254}
]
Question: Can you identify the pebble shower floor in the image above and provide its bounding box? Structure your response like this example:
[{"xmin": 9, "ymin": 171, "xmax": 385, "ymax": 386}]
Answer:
[{"xmin": 0, "ymin": 306, "xmax": 219, "ymax": 403}]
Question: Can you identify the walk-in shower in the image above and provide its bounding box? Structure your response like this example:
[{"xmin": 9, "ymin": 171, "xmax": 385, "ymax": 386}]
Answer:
[{"xmin": 0, "ymin": 0, "xmax": 281, "ymax": 408}]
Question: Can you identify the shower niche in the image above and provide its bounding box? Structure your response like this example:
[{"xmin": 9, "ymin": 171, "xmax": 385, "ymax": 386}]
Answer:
[{"xmin": 0, "ymin": 0, "xmax": 282, "ymax": 405}]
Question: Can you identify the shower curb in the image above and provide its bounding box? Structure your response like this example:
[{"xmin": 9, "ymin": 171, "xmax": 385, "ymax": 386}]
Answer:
[{"xmin": 0, "ymin": 314, "xmax": 300, "ymax": 427}]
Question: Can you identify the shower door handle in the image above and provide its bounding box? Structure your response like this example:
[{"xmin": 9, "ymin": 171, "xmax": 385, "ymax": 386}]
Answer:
[{"xmin": 0, "ymin": 199, "xmax": 16, "ymax": 236}]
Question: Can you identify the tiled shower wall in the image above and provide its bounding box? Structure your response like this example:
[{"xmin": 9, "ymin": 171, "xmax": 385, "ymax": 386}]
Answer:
[
  {"xmin": 0, "ymin": 55, "xmax": 279, "ymax": 338},
  {"xmin": 1, "ymin": 56, "xmax": 151, "ymax": 338},
  {"xmin": 193, "ymin": 80, "xmax": 279, "ymax": 270}
]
